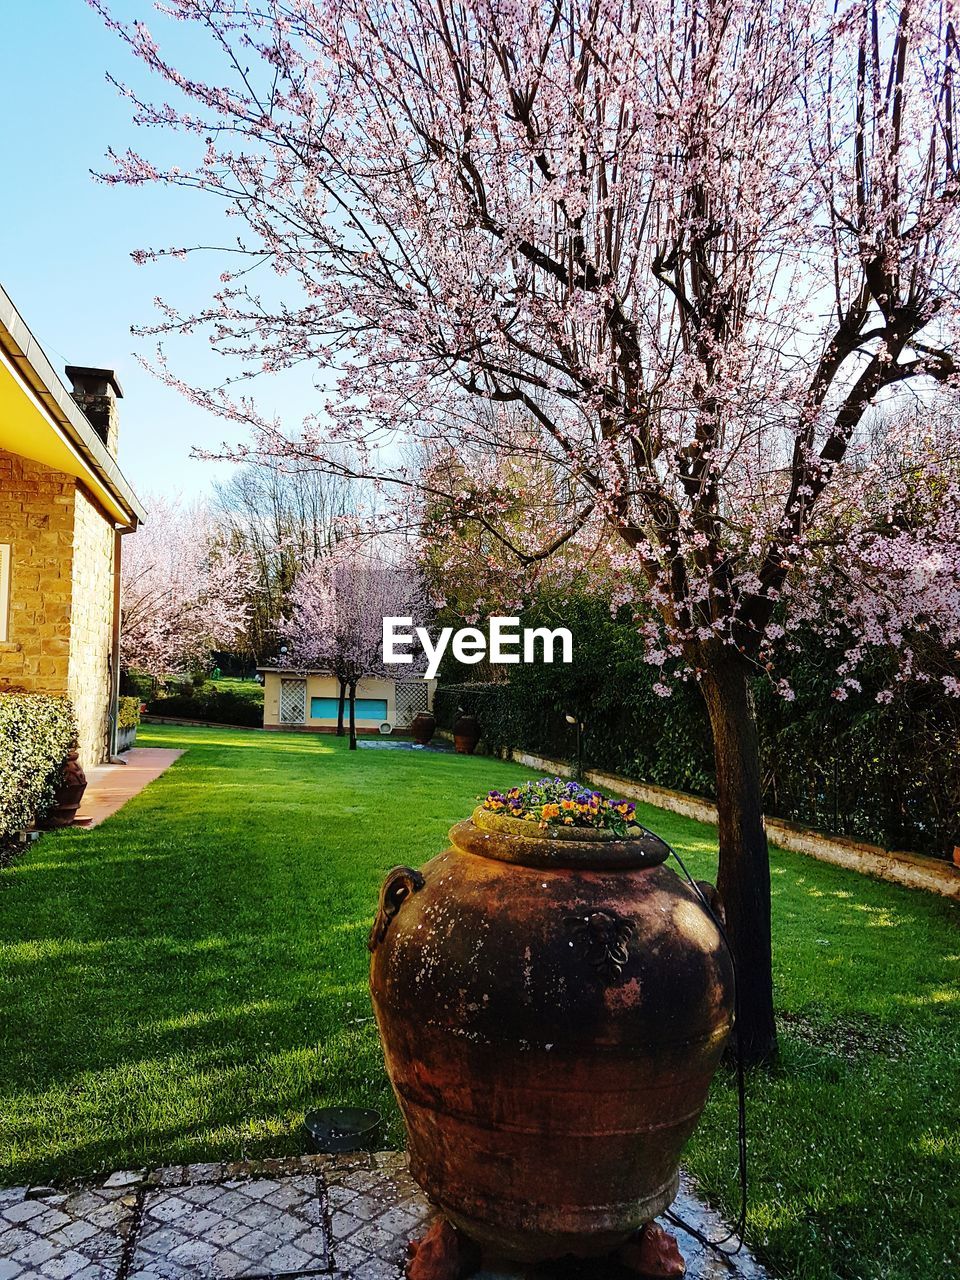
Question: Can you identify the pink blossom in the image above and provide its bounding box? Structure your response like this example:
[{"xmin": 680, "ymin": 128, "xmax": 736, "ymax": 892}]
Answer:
[
  {"xmin": 121, "ymin": 495, "xmax": 255, "ymax": 677},
  {"xmin": 92, "ymin": 0, "xmax": 960, "ymax": 700},
  {"xmin": 279, "ymin": 537, "xmax": 428, "ymax": 684}
]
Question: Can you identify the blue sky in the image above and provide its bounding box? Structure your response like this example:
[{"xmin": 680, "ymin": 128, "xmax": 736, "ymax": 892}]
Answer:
[{"xmin": 0, "ymin": 1, "xmax": 310, "ymax": 503}]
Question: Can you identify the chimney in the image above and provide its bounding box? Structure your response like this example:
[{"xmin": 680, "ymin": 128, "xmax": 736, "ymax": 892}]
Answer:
[{"xmin": 65, "ymin": 366, "xmax": 123, "ymax": 458}]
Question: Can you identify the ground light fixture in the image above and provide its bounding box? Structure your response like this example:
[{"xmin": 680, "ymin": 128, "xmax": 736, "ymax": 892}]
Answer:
[{"xmin": 303, "ymin": 1106, "xmax": 382, "ymax": 1154}]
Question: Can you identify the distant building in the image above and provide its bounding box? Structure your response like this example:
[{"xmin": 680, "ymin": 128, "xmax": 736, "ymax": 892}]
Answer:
[
  {"xmin": 0, "ymin": 285, "xmax": 145, "ymax": 767},
  {"xmin": 258, "ymin": 668, "xmax": 435, "ymax": 733}
]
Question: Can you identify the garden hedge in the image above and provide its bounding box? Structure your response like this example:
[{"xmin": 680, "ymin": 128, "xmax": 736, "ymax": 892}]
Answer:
[
  {"xmin": 435, "ymin": 595, "xmax": 960, "ymax": 859},
  {"xmin": 0, "ymin": 693, "xmax": 76, "ymax": 848},
  {"xmin": 120, "ymin": 667, "xmax": 265, "ymax": 728},
  {"xmin": 145, "ymin": 685, "xmax": 264, "ymax": 728}
]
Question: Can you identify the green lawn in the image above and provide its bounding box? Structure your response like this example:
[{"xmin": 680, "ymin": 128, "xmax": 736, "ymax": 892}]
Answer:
[
  {"xmin": 208, "ymin": 676, "xmax": 264, "ymax": 702},
  {"xmin": 1, "ymin": 725, "xmax": 957, "ymax": 1280}
]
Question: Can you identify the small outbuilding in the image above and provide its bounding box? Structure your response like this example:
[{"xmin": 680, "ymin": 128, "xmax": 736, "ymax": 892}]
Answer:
[{"xmin": 259, "ymin": 668, "xmax": 436, "ymax": 733}]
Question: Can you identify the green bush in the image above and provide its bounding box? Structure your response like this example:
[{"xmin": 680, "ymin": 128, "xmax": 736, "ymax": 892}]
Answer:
[
  {"xmin": 435, "ymin": 596, "xmax": 960, "ymax": 859},
  {"xmin": 752, "ymin": 637, "xmax": 960, "ymax": 854},
  {"xmin": 117, "ymin": 696, "xmax": 141, "ymax": 732},
  {"xmin": 435, "ymin": 594, "xmax": 714, "ymax": 793},
  {"xmin": 0, "ymin": 693, "xmax": 76, "ymax": 847},
  {"xmin": 119, "ymin": 669, "xmax": 156, "ymax": 699},
  {"xmin": 147, "ymin": 686, "xmax": 263, "ymax": 728}
]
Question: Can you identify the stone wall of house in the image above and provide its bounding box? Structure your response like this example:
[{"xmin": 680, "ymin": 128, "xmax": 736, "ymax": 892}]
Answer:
[
  {"xmin": 0, "ymin": 449, "xmax": 118, "ymax": 770},
  {"xmin": 0, "ymin": 449, "xmax": 74, "ymax": 699},
  {"xmin": 68, "ymin": 487, "xmax": 117, "ymax": 769}
]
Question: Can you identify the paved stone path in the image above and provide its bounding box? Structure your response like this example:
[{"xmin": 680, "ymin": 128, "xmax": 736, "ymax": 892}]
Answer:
[
  {"xmin": 0, "ymin": 1155, "xmax": 765, "ymax": 1280},
  {"xmin": 75, "ymin": 749, "xmax": 184, "ymax": 828}
]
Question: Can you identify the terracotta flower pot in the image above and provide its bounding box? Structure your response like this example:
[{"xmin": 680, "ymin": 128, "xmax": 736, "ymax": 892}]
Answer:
[
  {"xmin": 410, "ymin": 710, "xmax": 436, "ymax": 745},
  {"xmin": 369, "ymin": 806, "xmax": 734, "ymax": 1263},
  {"xmin": 452, "ymin": 713, "xmax": 479, "ymax": 755},
  {"xmin": 41, "ymin": 746, "xmax": 88, "ymax": 829}
]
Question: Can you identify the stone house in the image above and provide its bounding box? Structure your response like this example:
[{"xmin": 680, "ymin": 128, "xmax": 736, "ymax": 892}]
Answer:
[{"xmin": 0, "ymin": 285, "xmax": 145, "ymax": 769}]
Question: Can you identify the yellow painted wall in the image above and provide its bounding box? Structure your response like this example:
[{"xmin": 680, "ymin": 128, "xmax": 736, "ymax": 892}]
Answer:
[
  {"xmin": 263, "ymin": 672, "xmax": 435, "ymax": 730},
  {"xmin": 0, "ymin": 349, "xmax": 131, "ymax": 525},
  {"xmin": 310, "ymin": 673, "xmax": 395, "ymax": 727},
  {"xmin": 264, "ymin": 673, "xmax": 396, "ymax": 728}
]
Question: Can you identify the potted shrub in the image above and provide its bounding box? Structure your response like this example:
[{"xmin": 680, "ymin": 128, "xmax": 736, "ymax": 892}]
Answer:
[
  {"xmin": 42, "ymin": 741, "xmax": 88, "ymax": 829},
  {"xmin": 369, "ymin": 778, "xmax": 733, "ymax": 1274},
  {"xmin": 116, "ymin": 696, "xmax": 141, "ymax": 753}
]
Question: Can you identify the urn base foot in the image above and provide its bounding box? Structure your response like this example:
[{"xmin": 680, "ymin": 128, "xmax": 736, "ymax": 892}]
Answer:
[
  {"xmin": 406, "ymin": 1218, "xmax": 686, "ymax": 1279},
  {"xmin": 406, "ymin": 1218, "xmax": 482, "ymax": 1280},
  {"xmin": 616, "ymin": 1223, "xmax": 686, "ymax": 1278}
]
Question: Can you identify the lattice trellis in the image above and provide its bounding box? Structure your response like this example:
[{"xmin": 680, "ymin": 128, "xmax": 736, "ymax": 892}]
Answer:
[
  {"xmin": 395, "ymin": 680, "xmax": 429, "ymax": 726},
  {"xmin": 279, "ymin": 678, "xmax": 306, "ymax": 724}
]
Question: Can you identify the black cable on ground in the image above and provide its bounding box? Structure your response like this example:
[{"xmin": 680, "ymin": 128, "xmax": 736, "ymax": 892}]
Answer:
[{"xmin": 652, "ymin": 833, "xmax": 749, "ymax": 1264}]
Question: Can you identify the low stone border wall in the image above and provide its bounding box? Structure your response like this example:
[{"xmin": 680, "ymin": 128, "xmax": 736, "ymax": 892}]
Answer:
[
  {"xmin": 474, "ymin": 740, "xmax": 959, "ymax": 901},
  {"xmin": 142, "ymin": 715, "xmax": 262, "ymax": 731}
]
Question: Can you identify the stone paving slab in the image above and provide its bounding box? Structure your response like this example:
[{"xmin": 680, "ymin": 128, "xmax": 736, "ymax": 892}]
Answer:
[
  {"xmin": 0, "ymin": 1155, "xmax": 765, "ymax": 1280},
  {"xmin": 327, "ymin": 1154, "xmax": 434, "ymax": 1279},
  {"xmin": 128, "ymin": 1173, "xmax": 329, "ymax": 1279},
  {"xmin": 657, "ymin": 1176, "xmax": 763, "ymax": 1280},
  {"xmin": 0, "ymin": 1185, "xmax": 137, "ymax": 1280}
]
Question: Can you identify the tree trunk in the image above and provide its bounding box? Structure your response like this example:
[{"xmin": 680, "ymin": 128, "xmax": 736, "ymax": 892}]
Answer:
[
  {"xmin": 348, "ymin": 681, "xmax": 357, "ymax": 750},
  {"xmin": 699, "ymin": 649, "xmax": 778, "ymax": 1066},
  {"xmin": 337, "ymin": 679, "xmax": 347, "ymax": 736}
]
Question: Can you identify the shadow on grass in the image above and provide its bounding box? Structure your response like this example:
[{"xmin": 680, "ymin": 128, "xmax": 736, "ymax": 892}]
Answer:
[{"xmin": 0, "ymin": 727, "xmax": 532, "ymax": 1185}]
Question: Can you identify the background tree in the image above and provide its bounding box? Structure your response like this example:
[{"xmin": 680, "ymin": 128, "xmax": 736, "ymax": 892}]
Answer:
[
  {"xmin": 417, "ymin": 427, "xmax": 611, "ymax": 652},
  {"xmin": 121, "ymin": 495, "xmax": 255, "ymax": 681},
  {"xmin": 280, "ymin": 541, "xmax": 428, "ymax": 747},
  {"xmin": 213, "ymin": 445, "xmax": 358, "ymax": 660},
  {"xmin": 97, "ymin": 0, "xmax": 960, "ymax": 1062}
]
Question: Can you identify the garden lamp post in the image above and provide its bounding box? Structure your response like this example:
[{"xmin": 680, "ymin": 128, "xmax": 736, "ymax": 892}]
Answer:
[{"xmin": 565, "ymin": 713, "xmax": 584, "ymax": 781}]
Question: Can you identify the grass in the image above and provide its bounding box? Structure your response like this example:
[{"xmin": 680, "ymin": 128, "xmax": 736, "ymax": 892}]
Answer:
[
  {"xmin": 1, "ymin": 724, "xmax": 957, "ymax": 1280},
  {"xmin": 208, "ymin": 677, "xmax": 264, "ymax": 703}
]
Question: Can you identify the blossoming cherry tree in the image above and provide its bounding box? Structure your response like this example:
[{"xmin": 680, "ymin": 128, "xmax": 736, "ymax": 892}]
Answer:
[
  {"xmin": 95, "ymin": 0, "xmax": 960, "ymax": 1061},
  {"xmin": 281, "ymin": 542, "xmax": 428, "ymax": 748}
]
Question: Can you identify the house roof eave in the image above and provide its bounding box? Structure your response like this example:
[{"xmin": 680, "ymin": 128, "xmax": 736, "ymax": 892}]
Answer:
[{"xmin": 0, "ymin": 284, "xmax": 147, "ymax": 531}]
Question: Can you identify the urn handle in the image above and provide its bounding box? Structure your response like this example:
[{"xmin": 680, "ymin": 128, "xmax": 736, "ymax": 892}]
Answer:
[
  {"xmin": 368, "ymin": 866, "xmax": 425, "ymax": 952},
  {"xmin": 565, "ymin": 909, "xmax": 635, "ymax": 982},
  {"xmin": 694, "ymin": 880, "xmax": 726, "ymax": 929}
]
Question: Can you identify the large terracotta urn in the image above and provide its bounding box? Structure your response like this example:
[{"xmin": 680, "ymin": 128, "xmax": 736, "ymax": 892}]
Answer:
[
  {"xmin": 40, "ymin": 745, "xmax": 88, "ymax": 829},
  {"xmin": 369, "ymin": 805, "xmax": 734, "ymax": 1263},
  {"xmin": 452, "ymin": 713, "xmax": 480, "ymax": 755},
  {"xmin": 410, "ymin": 711, "xmax": 436, "ymax": 746}
]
